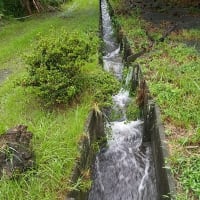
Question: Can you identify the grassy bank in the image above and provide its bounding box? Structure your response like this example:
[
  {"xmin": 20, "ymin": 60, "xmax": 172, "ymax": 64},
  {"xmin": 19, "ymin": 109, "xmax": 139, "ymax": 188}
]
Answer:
[
  {"xmin": 0, "ymin": 0, "xmax": 99, "ymax": 71},
  {"xmin": 0, "ymin": 0, "xmax": 100, "ymax": 199},
  {"xmin": 110, "ymin": 1, "xmax": 200, "ymax": 199}
]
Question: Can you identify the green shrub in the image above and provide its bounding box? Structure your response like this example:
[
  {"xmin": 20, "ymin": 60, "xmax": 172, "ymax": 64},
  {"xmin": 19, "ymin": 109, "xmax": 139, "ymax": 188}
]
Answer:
[
  {"xmin": 88, "ymin": 70, "xmax": 120, "ymax": 107},
  {"xmin": 25, "ymin": 30, "xmax": 95, "ymax": 106}
]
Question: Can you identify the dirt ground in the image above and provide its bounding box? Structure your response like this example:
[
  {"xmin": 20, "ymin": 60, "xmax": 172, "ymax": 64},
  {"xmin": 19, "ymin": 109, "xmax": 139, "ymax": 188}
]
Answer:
[{"xmin": 133, "ymin": 0, "xmax": 200, "ymax": 51}]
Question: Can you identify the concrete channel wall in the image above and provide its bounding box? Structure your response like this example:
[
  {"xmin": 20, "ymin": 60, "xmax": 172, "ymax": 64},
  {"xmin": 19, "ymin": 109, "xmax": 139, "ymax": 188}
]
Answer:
[
  {"xmin": 129, "ymin": 63, "xmax": 176, "ymax": 199},
  {"xmin": 66, "ymin": 109, "xmax": 105, "ymax": 200},
  {"xmin": 106, "ymin": 1, "xmax": 176, "ymax": 199}
]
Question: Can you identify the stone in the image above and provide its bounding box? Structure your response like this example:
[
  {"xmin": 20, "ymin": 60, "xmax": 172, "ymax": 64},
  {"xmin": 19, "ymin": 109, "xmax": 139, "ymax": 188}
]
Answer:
[{"xmin": 0, "ymin": 125, "xmax": 35, "ymax": 178}]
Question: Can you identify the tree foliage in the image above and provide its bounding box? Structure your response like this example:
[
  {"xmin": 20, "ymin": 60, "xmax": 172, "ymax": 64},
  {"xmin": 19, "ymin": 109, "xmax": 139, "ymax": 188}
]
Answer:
[{"xmin": 0, "ymin": 0, "xmax": 66, "ymax": 17}]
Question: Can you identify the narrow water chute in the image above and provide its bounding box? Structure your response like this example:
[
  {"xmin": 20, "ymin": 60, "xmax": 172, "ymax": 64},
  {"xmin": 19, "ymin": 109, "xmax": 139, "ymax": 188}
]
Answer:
[{"xmin": 88, "ymin": 0, "xmax": 158, "ymax": 199}]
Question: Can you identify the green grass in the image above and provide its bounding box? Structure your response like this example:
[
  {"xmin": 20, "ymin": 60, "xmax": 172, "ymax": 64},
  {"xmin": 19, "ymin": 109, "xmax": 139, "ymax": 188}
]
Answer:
[
  {"xmin": 0, "ymin": 0, "xmax": 101, "ymax": 199},
  {"xmin": 0, "ymin": 0, "xmax": 99, "ymax": 71},
  {"xmin": 140, "ymin": 42, "xmax": 200, "ymax": 128},
  {"xmin": 173, "ymin": 156, "xmax": 200, "ymax": 200},
  {"xmin": 116, "ymin": 12, "xmax": 150, "ymax": 53},
  {"xmin": 110, "ymin": 1, "xmax": 200, "ymax": 199},
  {"xmin": 0, "ymin": 79, "xmax": 91, "ymax": 199}
]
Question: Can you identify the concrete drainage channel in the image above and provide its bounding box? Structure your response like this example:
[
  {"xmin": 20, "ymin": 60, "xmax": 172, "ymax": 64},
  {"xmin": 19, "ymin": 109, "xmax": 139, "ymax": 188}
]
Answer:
[{"xmin": 66, "ymin": 0, "xmax": 175, "ymax": 199}]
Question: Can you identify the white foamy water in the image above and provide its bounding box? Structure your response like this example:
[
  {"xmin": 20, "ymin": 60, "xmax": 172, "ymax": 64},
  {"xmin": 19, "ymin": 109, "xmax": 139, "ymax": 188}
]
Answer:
[
  {"xmin": 101, "ymin": 0, "xmax": 124, "ymax": 80},
  {"xmin": 107, "ymin": 120, "xmax": 143, "ymax": 148},
  {"xmin": 111, "ymin": 89, "xmax": 130, "ymax": 120},
  {"xmin": 89, "ymin": 120, "xmax": 157, "ymax": 200},
  {"xmin": 112, "ymin": 89, "xmax": 130, "ymax": 109},
  {"xmin": 103, "ymin": 59, "xmax": 123, "ymax": 80}
]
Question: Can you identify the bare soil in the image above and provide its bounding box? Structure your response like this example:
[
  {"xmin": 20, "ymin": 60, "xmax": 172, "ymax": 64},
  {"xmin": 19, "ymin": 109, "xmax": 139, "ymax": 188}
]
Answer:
[{"xmin": 134, "ymin": 0, "xmax": 200, "ymax": 51}]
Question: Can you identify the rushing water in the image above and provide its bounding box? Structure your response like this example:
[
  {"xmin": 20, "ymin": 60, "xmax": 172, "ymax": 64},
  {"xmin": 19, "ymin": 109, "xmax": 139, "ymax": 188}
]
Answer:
[
  {"xmin": 88, "ymin": 0, "xmax": 157, "ymax": 199},
  {"xmin": 101, "ymin": 0, "xmax": 123, "ymax": 80}
]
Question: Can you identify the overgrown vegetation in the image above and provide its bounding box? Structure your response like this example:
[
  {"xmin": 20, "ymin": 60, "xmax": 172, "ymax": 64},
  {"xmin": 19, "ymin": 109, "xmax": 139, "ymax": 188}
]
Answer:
[
  {"xmin": 0, "ymin": 72, "xmax": 93, "ymax": 199},
  {"xmin": 21, "ymin": 29, "xmax": 119, "ymax": 107},
  {"xmin": 110, "ymin": 0, "xmax": 134, "ymax": 15},
  {"xmin": 0, "ymin": 0, "xmax": 120, "ymax": 199},
  {"xmin": 142, "ymin": 41, "xmax": 200, "ymax": 199},
  {"xmin": 69, "ymin": 169, "xmax": 92, "ymax": 193},
  {"xmin": 110, "ymin": 0, "xmax": 200, "ymax": 199}
]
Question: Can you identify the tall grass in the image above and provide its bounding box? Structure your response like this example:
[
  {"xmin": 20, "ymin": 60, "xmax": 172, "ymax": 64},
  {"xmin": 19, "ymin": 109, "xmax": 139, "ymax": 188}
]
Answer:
[{"xmin": 0, "ymin": 78, "xmax": 91, "ymax": 199}]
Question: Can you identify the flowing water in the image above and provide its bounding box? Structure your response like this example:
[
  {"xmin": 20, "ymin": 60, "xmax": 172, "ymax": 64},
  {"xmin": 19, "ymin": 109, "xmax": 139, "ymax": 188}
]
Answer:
[{"xmin": 88, "ymin": 0, "xmax": 157, "ymax": 199}]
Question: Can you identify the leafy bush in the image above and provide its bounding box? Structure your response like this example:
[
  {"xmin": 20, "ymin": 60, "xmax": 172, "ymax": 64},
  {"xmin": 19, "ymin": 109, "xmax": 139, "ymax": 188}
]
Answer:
[
  {"xmin": 25, "ymin": 30, "xmax": 95, "ymax": 106},
  {"xmin": 88, "ymin": 70, "xmax": 120, "ymax": 107}
]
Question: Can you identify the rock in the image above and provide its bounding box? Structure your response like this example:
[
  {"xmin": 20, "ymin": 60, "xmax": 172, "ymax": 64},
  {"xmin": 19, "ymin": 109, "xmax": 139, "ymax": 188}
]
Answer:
[{"xmin": 0, "ymin": 125, "xmax": 35, "ymax": 178}]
